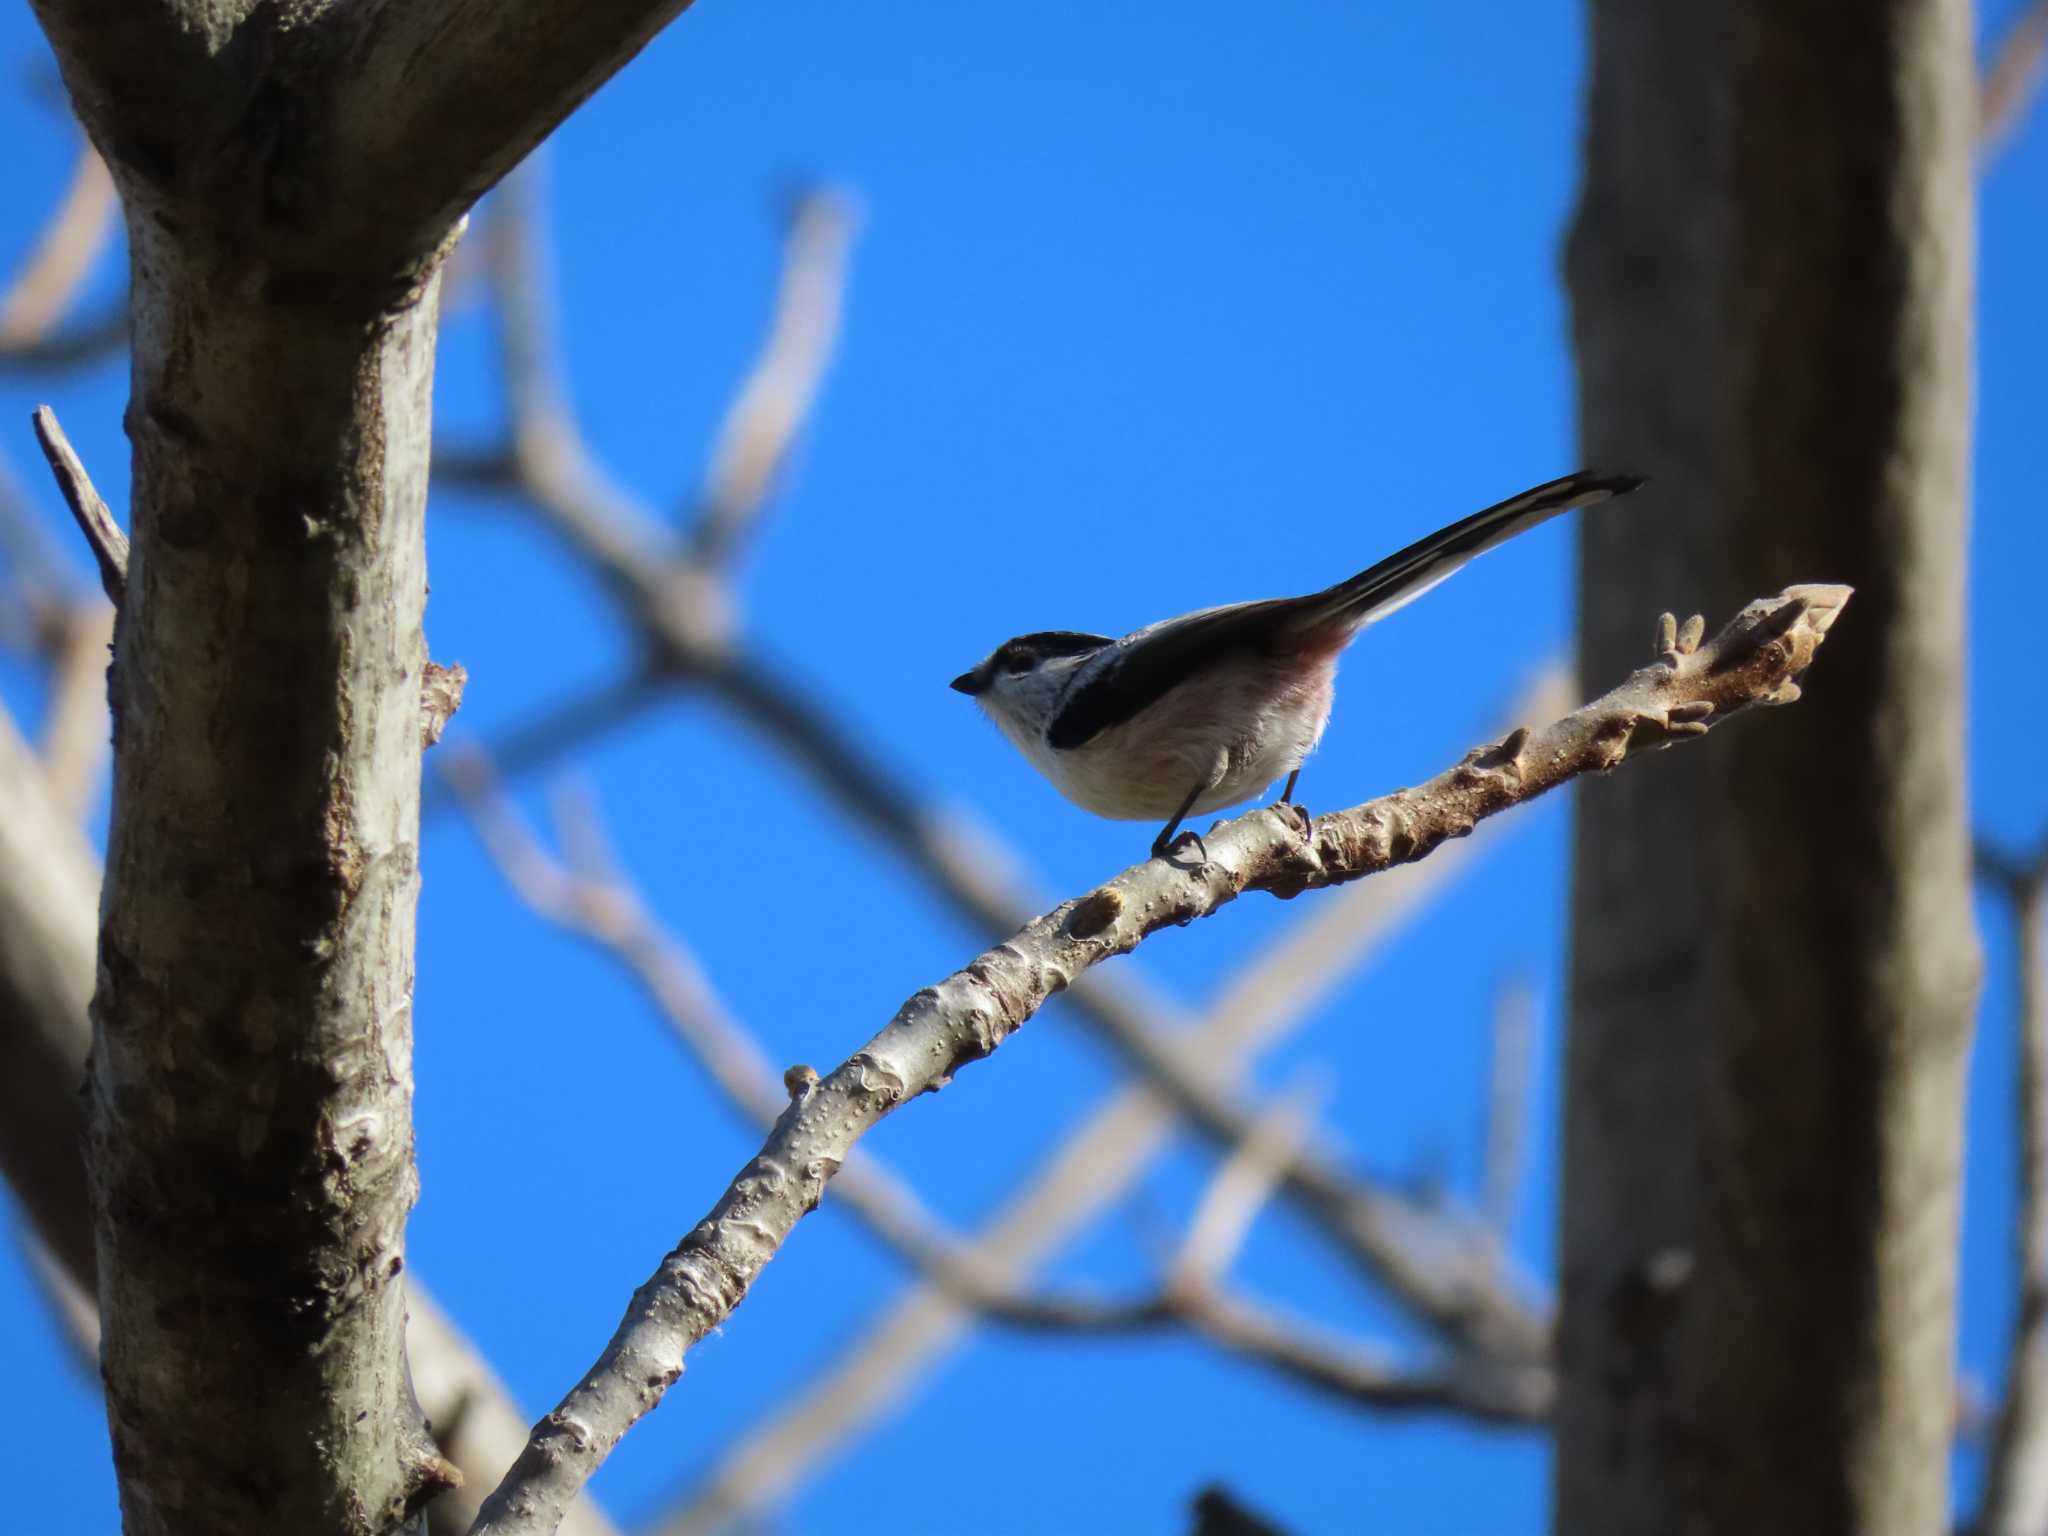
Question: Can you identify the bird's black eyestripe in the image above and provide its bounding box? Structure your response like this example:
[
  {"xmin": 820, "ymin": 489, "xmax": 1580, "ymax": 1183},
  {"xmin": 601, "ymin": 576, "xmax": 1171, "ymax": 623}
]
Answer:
[{"xmin": 995, "ymin": 630, "xmax": 1111, "ymax": 674}]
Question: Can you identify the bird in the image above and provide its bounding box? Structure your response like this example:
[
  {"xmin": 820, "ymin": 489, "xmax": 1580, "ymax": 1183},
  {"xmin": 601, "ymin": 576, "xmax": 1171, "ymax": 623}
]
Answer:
[{"xmin": 950, "ymin": 469, "xmax": 1644, "ymax": 860}]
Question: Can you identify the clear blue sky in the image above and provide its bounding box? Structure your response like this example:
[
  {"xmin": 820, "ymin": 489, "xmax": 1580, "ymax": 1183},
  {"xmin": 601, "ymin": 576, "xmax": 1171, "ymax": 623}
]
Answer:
[{"xmin": 1, "ymin": 3, "xmax": 2043, "ymax": 1532}]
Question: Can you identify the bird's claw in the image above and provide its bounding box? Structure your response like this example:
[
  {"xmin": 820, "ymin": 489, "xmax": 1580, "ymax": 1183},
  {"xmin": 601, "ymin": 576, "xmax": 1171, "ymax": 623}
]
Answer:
[{"xmin": 1272, "ymin": 800, "xmax": 1313, "ymax": 841}]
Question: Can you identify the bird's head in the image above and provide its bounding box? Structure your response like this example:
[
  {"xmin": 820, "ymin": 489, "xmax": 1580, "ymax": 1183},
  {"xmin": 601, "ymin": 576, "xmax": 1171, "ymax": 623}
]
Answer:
[{"xmin": 951, "ymin": 630, "xmax": 1110, "ymax": 742}]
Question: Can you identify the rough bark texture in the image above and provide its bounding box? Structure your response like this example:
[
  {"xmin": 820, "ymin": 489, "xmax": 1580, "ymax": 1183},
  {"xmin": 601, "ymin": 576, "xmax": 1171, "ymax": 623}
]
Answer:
[
  {"xmin": 19, "ymin": 1, "xmax": 703, "ymax": 1529},
  {"xmin": 0, "ymin": 702, "xmax": 624, "ymax": 1536},
  {"xmin": 1555, "ymin": 7, "xmax": 1726, "ymax": 1523},
  {"xmin": 89, "ymin": 214, "xmax": 452, "ymax": 1536},
  {"xmin": 1559, "ymin": 3, "xmax": 1979, "ymax": 1534}
]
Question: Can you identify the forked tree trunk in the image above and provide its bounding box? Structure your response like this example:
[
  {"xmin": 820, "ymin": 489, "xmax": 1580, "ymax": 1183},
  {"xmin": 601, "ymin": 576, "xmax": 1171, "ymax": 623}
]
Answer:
[
  {"xmin": 1559, "ymin": 3, "xmax": 1980, "ymax": 1533},
  {"xmin": 26, "ymin": 1, "xmax": 695, "ymax": 1529}
]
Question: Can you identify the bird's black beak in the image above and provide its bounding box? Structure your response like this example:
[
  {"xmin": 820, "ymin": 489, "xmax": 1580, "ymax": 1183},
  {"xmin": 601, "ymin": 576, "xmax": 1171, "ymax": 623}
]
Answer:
[{"xmin": 950, "ymin": 669, "xmax": 984, "ymax": 696}]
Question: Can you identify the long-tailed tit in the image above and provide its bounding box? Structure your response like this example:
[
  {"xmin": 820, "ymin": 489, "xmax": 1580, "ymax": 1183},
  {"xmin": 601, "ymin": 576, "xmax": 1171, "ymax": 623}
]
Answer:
[{"xmin": 951, "ymin": 469, "xmax": 1643, "ymax": 859}]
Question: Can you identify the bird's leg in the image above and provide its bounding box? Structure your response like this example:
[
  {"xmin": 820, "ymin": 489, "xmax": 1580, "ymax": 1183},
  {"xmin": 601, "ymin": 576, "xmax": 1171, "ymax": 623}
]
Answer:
[
  {"xmin": 1151, "ymin": 781, "xmax": 1209, "ymax": 862},
  {"xmin": 1274, "ymin": 768, "xmax": 1312, "ymax": 840}
]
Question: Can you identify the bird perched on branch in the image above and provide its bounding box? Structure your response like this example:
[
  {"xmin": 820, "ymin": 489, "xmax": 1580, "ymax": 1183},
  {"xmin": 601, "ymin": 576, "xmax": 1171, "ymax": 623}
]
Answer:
[{"xmin": 951, "ymin": 469, "xmax": 1643, "ymax": 859}]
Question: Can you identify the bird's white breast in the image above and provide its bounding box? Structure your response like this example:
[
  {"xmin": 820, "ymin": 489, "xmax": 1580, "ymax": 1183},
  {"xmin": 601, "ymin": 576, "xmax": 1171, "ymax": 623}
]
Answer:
[{"xmin": 1008, "ymin": 652, "xmax": 1337, "ymax": 821}]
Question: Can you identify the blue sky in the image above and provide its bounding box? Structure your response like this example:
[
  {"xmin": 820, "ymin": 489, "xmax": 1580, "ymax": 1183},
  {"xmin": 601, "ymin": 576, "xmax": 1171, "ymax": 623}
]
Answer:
[{"xmin": 1, "ymin": 3, "xmax": 2043, "ymax": 1532}]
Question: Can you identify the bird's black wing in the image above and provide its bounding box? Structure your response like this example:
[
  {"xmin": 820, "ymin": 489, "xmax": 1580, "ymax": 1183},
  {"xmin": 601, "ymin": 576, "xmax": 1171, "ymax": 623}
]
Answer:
[
  {"xmin": 1046, "ymin": 597, "xmax": 1302, "ymax": 752},
  {"xmin": 1045, "ymin": 471, "xmax": 1645, "ymax": 753}
]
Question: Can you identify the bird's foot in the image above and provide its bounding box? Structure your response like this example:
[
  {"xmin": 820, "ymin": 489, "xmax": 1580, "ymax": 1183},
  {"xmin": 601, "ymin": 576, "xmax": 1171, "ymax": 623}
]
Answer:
[
  {"xmin": 1151, "ymin": 828, "xmax": 1209, "ymax": 864},
  {"xmin": 1270, "ymin": 799, "xmax": 1313, "ymax": 841}
]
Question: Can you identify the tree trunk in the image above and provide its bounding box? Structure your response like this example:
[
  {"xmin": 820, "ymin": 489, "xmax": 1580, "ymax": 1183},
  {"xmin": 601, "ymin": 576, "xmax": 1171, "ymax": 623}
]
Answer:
[
  {"xmin": 1554, "ymin": 6, "xmax": 1728, "ymax": 1524},
  {"xmin": 21, "ymin": 2, "xmax": 696, "ymax": 1527},
  {"xmin": 1559, "ymin": 3, "xmax": 1980, "ymax": 1534},
  {"xmin": 86, "ymin": 210, "xmax": 453, "ymax": 1535}
]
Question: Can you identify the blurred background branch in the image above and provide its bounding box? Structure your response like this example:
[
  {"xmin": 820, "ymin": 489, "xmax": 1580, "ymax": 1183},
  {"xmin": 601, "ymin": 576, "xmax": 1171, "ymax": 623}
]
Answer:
[
  {"xmin": 1975, "ymin": 835, "xmax": 2048, "ymax": 1536},
  {"xmin": 433, "ymin": 170, "xmax": 1548, "ymax": 1353}
]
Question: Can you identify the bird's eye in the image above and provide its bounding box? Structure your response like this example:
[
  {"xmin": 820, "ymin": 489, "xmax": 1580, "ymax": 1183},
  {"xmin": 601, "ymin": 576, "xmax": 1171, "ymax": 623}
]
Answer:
[{"xmin": 998, "ymin": 648, "xmax": 1035, "ymax": 674}]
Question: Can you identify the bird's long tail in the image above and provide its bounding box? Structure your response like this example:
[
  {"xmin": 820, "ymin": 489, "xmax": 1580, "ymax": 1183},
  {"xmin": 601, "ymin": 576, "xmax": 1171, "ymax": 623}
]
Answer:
[{"xmin": 1287, "ymin": 469, "xmax": 1645, "ymax": 637}]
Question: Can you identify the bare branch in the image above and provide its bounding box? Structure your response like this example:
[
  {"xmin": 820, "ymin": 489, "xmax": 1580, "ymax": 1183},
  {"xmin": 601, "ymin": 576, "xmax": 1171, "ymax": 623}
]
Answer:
[
  {"xmin": 0, "ymin": 702, "xmax": 104, "ymax": 1291},
  {"xmin": 468, "ymin": 189, "xmax": 1581, "ymax": 1507},
  {"xmin": 654, "ymin": 787, "xmax": 1525, "ymax": 1535},
  {"xmin": 730, "ymin": 646, "xmax": 1566, "ymax": 1354},
  {"xmin": 0, "ymin": 306, "xmax": 126, "ymax": 372},
  {"xmin": 0, "ymin": 700, "xmax": 626, "ymax": 1536},
  {"xmin": 1168, "ymin": 1083, "xmax": 1323, "ymax": 1293},
  {"xmin": 1482, "ymin": 978, "xmax": 1536, "ymax": 1247},
  {"xmin": 1171, "ymin": 1284, "xmax": 1546, "ymax": 1425},
  {"xmin": 0, "ymin": 145, "xmax": 115, "ymax": 352},
  {"xmin": 688, "ymin": 191, "xmax": 856, "ymax": 569},
  {"xmin": 1977, "ymin": 836, "xmax": 2048, "ymax": 1535},
  {"xmin": 0, "ymin": 305, "xmax": 124, "ymax": 370},
  {"xmin": 452, "ymin": 185, "xmax": 1549, "ymax": 1351},
  {"xmin": 477, "ymin": 170, "xmax": 728, "ymax": 646},
  {"xmin": 1983, "ymin": 0, "xmax": 2048, "ymax": 155},
  {"xmin": 30, "ymin": 405, "xmax": 125, "ymax": 605},
  {"xmin": 408, "ymin": 1290, "xmax": 623, "ymax": 1536},
  {"xmin": 472, "ymin": 592, "xmax": 1546, "ymax": 1349},
  {"xmin": 470, "ymin": 586, "xmax": 1847, "ymax": 1535},
  {"xmin": 15, "ymin": 1227, "xmax": 98, "ymax": 1378},
  {"xmin": 450, "ymin": 755, "xmax": 1523, "ymax": 1424},
  {"xmin": 444, "ymin": 751, "xmax": 1102, "ymax": 1314}
]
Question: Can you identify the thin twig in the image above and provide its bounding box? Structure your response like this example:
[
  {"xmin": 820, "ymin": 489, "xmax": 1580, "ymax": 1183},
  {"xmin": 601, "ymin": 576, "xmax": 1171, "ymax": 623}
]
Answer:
[
  {"xmin": 637, "ymin": 678, "xmax": 1563, "ymax": 1536},
  {"xmin": 30, "ymin": 405, "xmax": 125, "ymax": 605},
  {"xmin": 1172, "ymin": 1283, "xmax": 1544, "ymax": 1424},
  {"xmin": 687, "ymin": 189, "xmax": 855, "ymax": 569},
  {"xmin": 650, "ymin": 770, "xmax": 1537, "ymax": 1536},
  {"xmin": 1976, "ymin": 835, "xmax": 2048, "ymax": 1535},
  {"xmin": 646, "ymin": 711, "xmax": 1558, "ymax": 1536},
  {"xmin": 469, "ymin": 587, "xmax": 1847, "ymax": 1536},
  {"xmin": 446, "ymin": 750, "xmax": 1147, "ymax": 1326},
  {"xmin": 448, "ymin": 754, "xmax": 1526, "ymax": 1417}
]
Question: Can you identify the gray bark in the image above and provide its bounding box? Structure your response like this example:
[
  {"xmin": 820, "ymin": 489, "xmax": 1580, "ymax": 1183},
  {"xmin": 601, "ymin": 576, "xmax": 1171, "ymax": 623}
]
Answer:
[
  {"xmin": 0, "ymin": 700, "xmax": 625, "ymax": 1536},
  {"xmin": 1555, "ymin": 10, "xmax": 1725, "ymax": 1523},
  {"xmin": 1558, "ymin": 2, "xmax": 1980, "ymax": 1533},
  {"xmin": 20, "ymin": 1, "xmax": 698, "ymax": 1530},
  {"xmin": 92, "ymin": 200, "xmax": 454, "ymax": 1536}
]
